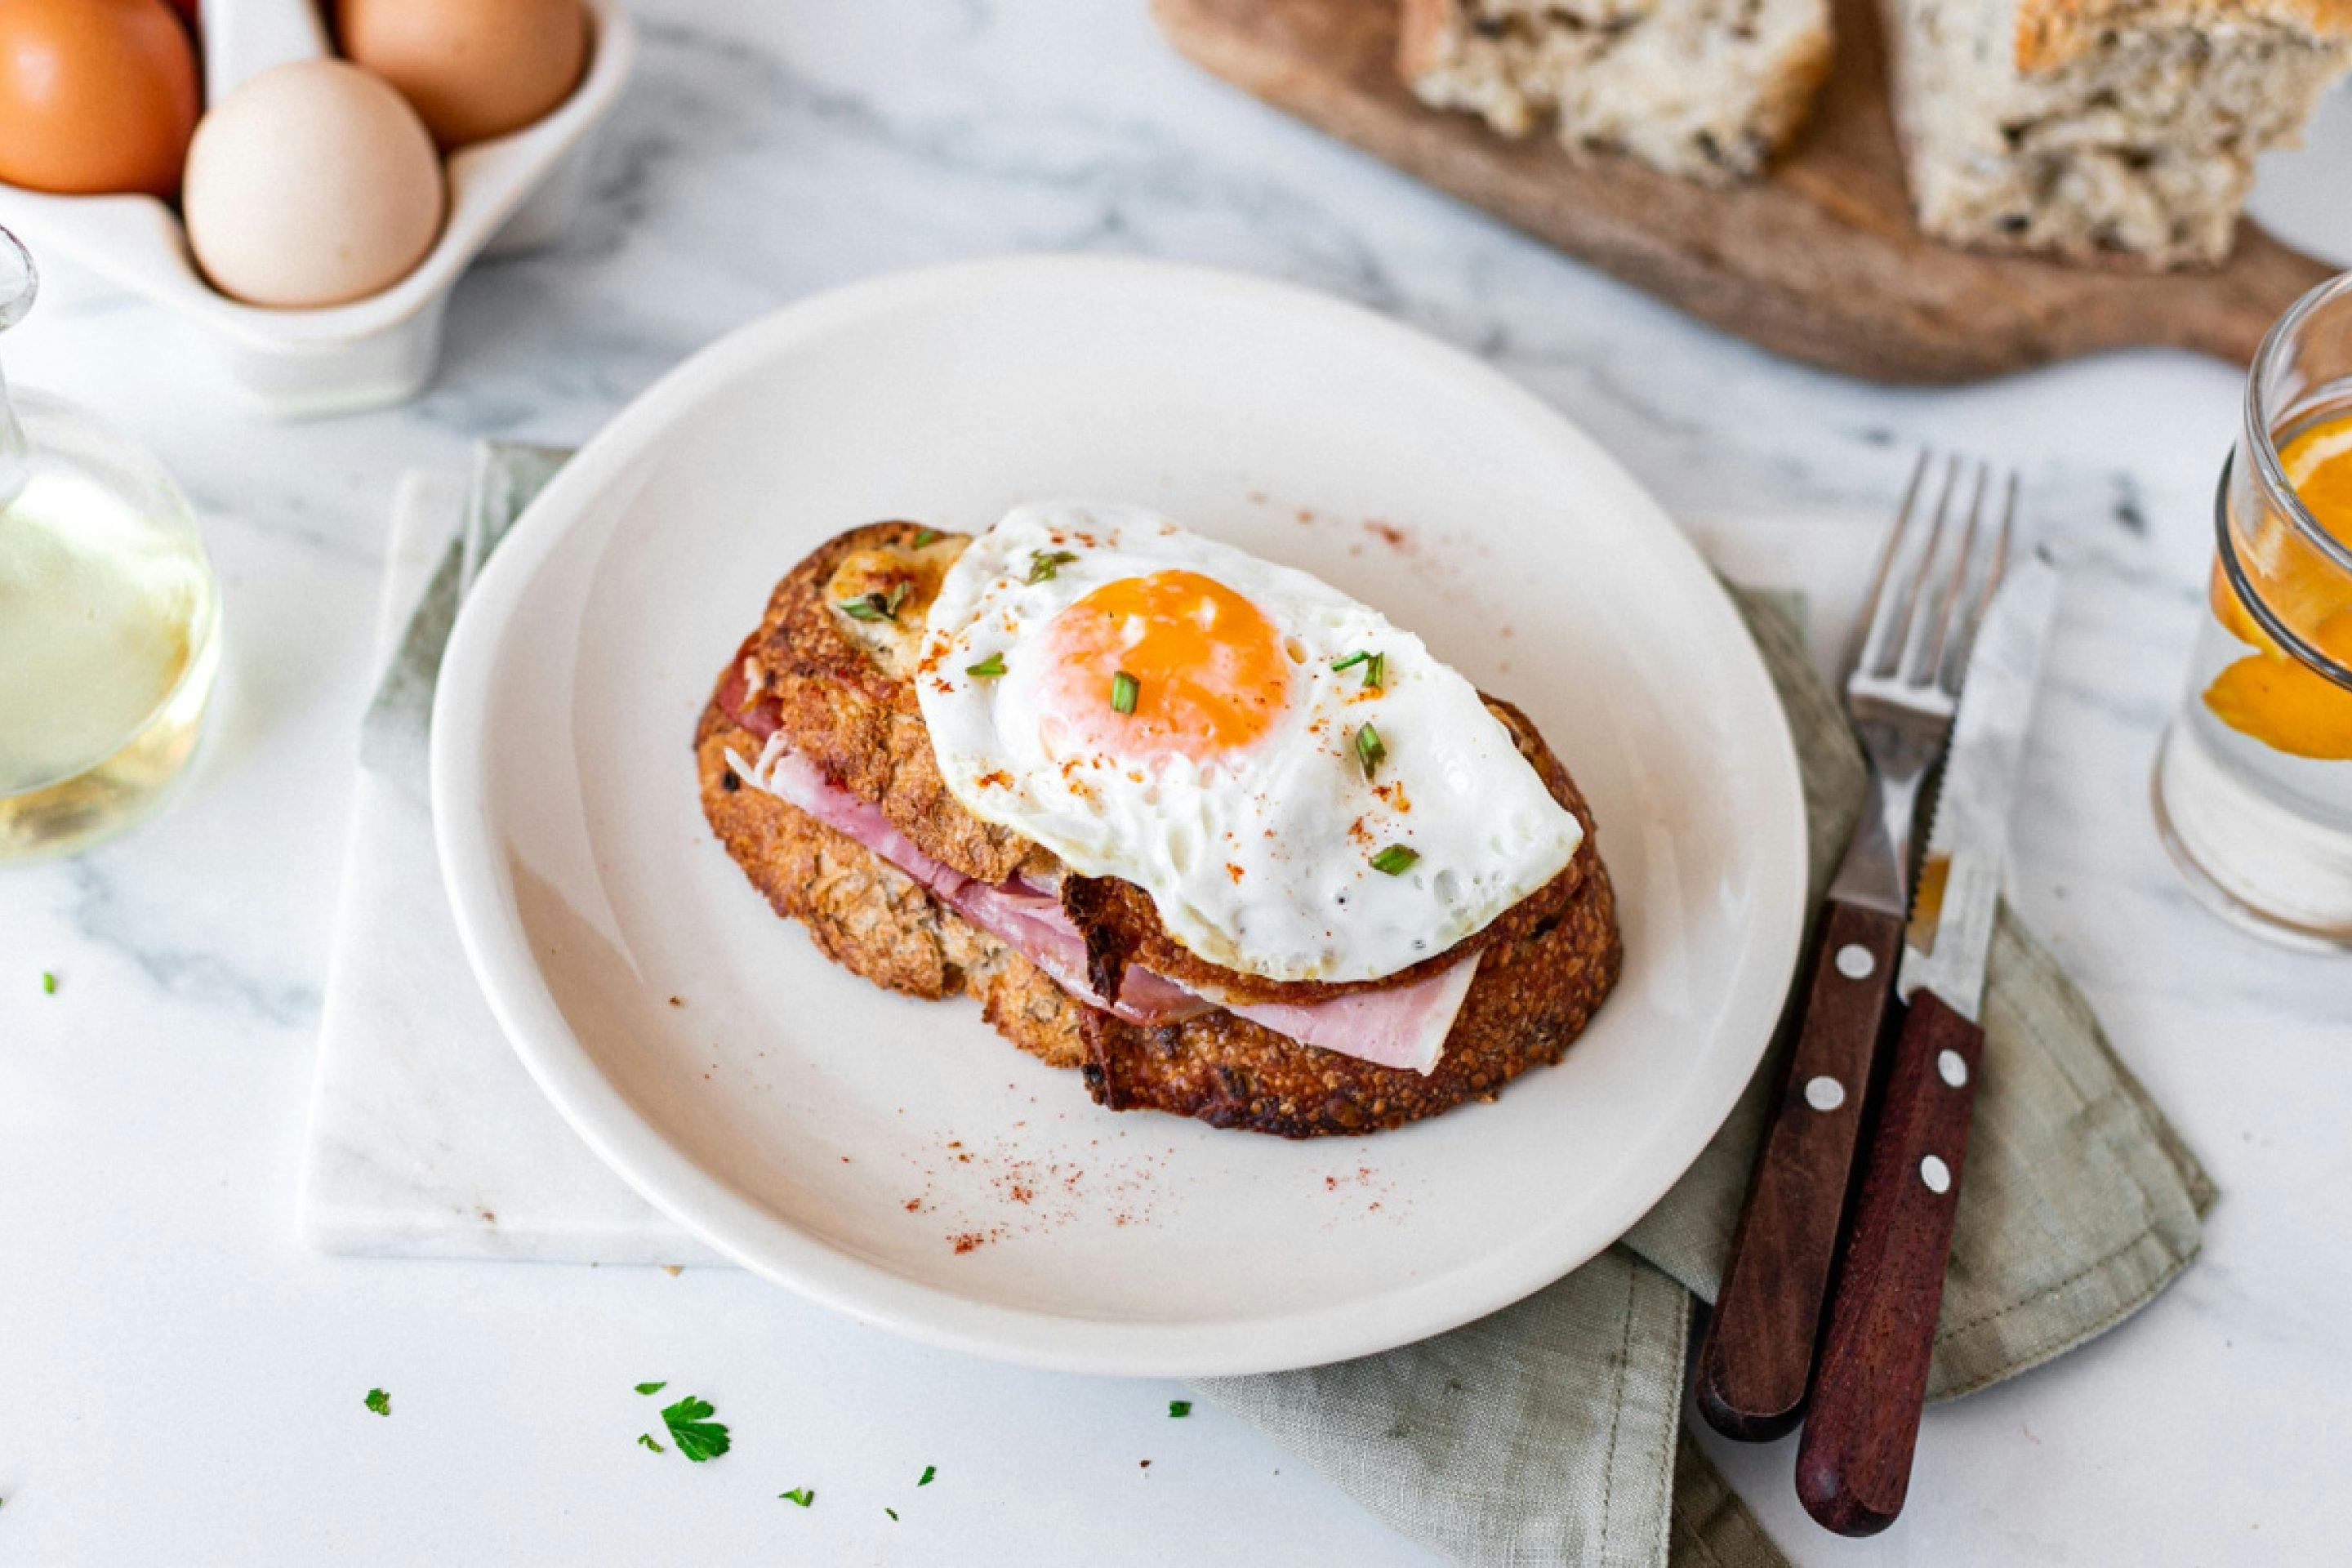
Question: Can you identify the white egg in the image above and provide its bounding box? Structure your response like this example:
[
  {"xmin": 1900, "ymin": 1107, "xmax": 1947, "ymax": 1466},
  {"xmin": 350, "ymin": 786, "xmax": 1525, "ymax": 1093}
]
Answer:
[
  {"xmin": 915, "ymin": 503, "xmax": 1584, "ymax": 983},
  {"xmin": 183, "ymin": 60, "xmax": 444, "ymax": 310}
]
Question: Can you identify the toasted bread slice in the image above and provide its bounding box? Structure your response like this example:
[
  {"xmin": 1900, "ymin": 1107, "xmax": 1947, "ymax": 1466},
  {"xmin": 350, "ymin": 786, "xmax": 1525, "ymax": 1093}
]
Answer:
[{"xmin": 696, "ymin": 523, "xmax": 1623, "ymax": 1137}]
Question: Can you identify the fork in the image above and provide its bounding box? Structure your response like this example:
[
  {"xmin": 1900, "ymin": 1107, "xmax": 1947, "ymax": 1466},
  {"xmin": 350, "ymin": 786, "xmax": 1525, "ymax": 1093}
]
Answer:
[{"xmin": 1695, "ymin": 452, "xmax": 2015, "ymax": 1443}]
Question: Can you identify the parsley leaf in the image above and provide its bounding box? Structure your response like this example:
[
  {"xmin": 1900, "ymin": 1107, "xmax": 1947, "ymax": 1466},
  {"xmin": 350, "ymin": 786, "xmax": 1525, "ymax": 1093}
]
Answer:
[
  {"xmin": 634, "ymin": 1381, "xmax": 666, "ymax": 1396},
  {"xmin": 918, "ymin": 1464, "xmax": 937, "ymax": 1487},
  {"xmin": 1168, "ymin": 1400, "xmax": 1192, "ymax": 1418},
  {"xmin": 779, "ymin": 1487, "xmax": 814, "ymax": 1507},
  {"xmin": 638, "ymin": 1433, "xmax": 665, "ymax": 1453},
  {"xmin": 659, "ymin": 1394, "xmax": 730, "ymax": 1462},
  {"xmin": 364, "ymin": 1388, "xmax": 390, "ymax": 1416}
]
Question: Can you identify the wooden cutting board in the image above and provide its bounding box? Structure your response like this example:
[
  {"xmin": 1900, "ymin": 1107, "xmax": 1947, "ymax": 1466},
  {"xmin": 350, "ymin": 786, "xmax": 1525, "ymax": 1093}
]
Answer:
[{"xmin": 1153, "ymin": 0, "xmax": 2335, "ymax": 381}]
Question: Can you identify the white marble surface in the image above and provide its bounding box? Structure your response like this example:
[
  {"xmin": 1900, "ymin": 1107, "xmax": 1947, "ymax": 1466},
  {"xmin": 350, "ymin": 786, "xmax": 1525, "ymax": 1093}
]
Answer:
[{"xmin": 2, "ymin": 3, "xmax": 2347, "ymax": 1561}]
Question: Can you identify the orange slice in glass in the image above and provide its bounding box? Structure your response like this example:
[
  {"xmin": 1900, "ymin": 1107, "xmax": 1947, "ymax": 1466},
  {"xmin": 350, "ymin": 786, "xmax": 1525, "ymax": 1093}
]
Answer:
[{"xmin": 2204, "ymin": 421, "xmax": 2352, "ymax": 760}]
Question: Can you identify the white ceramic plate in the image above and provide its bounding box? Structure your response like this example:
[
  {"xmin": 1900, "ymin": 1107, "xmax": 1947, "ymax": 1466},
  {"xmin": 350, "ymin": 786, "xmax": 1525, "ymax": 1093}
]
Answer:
[{"xmin": 433, "ymin": 257, "xmax": 1806, "ymax": 1377}]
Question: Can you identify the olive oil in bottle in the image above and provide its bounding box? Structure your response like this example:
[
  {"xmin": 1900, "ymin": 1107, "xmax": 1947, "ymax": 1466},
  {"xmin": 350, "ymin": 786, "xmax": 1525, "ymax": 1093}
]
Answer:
[{"xmin": 0, "ymin": 229, "xmax": 219, "ymax": 863}]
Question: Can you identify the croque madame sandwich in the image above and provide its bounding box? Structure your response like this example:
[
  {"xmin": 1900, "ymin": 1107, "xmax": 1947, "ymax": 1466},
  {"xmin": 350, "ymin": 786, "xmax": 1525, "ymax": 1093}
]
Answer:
[{"xmin": 696, "ymin": 503, "xmax": 1620, "ymax": 1138}]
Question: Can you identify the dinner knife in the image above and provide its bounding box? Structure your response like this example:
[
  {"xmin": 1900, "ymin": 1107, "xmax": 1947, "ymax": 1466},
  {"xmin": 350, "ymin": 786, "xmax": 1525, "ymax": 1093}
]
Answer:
[{"xmin": 1794, "ymin": 554, "xmax": 2062, "ymax": 1536}]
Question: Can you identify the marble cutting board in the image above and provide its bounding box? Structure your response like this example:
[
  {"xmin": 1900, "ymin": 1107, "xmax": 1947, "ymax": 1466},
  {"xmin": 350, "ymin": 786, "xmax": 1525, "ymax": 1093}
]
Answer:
[{"xmin": 297, "ymin": 463, "xmax": 719, "ymax": 1266}]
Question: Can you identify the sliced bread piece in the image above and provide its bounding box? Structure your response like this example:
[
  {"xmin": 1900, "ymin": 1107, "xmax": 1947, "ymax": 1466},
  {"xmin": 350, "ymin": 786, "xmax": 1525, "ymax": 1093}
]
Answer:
[
  {"xmin": 1882, "ymin": 0, "xmax": 2352, "ymax": 267},
  {"xmin": 1398, "ymin": 0, "xmax": 1835, "ymax": 184}
]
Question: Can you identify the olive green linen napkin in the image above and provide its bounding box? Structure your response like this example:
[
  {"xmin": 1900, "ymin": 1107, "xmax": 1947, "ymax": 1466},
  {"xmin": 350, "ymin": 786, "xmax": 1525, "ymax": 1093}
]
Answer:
[{"xmin": 1196, "ymin": 587, "xmax": 2216, "ymax": 1567}]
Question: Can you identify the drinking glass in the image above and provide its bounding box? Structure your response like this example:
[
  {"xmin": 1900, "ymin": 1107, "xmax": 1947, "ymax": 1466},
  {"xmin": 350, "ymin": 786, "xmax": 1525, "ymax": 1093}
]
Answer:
[
  {"xmin": 0, "ymin": 227, "xmax": 221, "ymax": 862},
  {"xmin": 2153, "ymin": 270, "xmax": 2352, "ymax": 950}
]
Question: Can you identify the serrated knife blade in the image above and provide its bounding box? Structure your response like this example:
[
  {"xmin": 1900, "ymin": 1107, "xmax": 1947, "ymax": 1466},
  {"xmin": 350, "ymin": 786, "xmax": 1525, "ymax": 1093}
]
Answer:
[{"xmin": 1898, "ymin": 552, "xmax": 2061, "ymax": 1022}]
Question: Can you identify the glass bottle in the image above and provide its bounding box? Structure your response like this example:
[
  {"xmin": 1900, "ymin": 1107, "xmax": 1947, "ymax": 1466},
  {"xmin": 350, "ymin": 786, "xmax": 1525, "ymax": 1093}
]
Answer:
[{"xmin": 0, "ymin": 226, "xmax": 222, "ymax": 862}]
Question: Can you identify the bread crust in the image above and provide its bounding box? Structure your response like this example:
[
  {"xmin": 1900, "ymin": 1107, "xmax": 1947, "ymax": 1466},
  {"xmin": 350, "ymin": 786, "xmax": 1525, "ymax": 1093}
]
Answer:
[
  {"xmin": 737, "ymin": 520, "xmax": 1042, "ymax": 887},
  {"xmin": 698, "ymin": 523, "xmax": 1624, "ymax": 1137},
  {"xmin": 2016, "ymin": 0, "xmax": 2352, "ymax": 74}
]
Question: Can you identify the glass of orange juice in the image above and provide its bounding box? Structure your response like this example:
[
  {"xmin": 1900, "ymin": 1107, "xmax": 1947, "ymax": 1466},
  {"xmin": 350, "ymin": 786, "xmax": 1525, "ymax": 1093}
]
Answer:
[{"xmin": 2154, "ymin": 270, "xmax": 2352, "ymax": 950}]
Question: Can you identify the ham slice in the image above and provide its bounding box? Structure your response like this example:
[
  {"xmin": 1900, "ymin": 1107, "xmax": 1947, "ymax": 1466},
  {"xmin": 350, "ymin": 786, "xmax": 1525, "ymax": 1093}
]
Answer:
[
  {"xmin": 726, "ymin": 737, "xmax": 1473, "ymax": 1075},
  {"xmin": 737, "ymin": 742, "xmax": 1205, "ymax": 1027},
  {"xmin": 1209, "ymin": 960, "xmax": 1480, "ymax": 1076}
]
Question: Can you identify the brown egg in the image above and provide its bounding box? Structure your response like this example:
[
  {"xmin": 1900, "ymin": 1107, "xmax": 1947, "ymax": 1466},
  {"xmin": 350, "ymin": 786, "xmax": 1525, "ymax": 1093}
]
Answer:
[
  {"xmin": 0, "ymin": 0, "xmax": 199, "ymax": 198},
  {"xmin": 336, "ymin": 0, "xmax": 588, "ymax": 149}
]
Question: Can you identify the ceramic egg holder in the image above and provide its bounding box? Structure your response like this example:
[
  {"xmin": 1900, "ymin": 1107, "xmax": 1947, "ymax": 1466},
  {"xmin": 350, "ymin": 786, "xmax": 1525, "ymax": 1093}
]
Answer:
[{"xmin": 0, "ymin": 0, "xmax": 634, "ymax": 418}]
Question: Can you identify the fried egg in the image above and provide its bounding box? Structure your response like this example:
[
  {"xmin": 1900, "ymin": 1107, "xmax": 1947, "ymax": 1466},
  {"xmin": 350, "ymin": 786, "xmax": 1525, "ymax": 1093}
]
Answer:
[{"xmin": 915, "ymin": 503, "xmax": 1584, "ymax": 983}]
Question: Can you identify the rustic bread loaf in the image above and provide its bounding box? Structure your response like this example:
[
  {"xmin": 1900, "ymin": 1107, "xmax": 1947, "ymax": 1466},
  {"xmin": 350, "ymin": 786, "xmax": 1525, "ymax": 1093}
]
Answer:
[
  {"xmin": 1882, "ymin": 0, "xmax": 2352, "ymax": 267},
  {"xmin": 1397, "ymin": 0, "xmax": 1834, "ymax": 184}
]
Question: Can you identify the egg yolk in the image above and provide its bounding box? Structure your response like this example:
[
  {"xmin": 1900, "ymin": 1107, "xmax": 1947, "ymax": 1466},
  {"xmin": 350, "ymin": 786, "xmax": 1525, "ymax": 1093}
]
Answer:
[{"xmin": 1039, "ymin": 570, "xmax": 1291, "ymax": 765}]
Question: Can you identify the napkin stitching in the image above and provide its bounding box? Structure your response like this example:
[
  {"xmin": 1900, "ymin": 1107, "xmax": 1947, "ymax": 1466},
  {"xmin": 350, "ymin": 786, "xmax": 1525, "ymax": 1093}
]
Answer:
[
  {"xmin": 1935, "ymin": 1219, "xmax": 2172, "ymax": 1347},
  {"xmin": 1649, "ymin": 1286, "xmax": 1689, "ymax": 1561},
  {"xmin": 1931, "ymin": 1229, "xmax": 2195, "ymax": 1401},
  {"xmin": 1597, "ymin": 1262, "xmax": 1639, "ymax": 1560}
]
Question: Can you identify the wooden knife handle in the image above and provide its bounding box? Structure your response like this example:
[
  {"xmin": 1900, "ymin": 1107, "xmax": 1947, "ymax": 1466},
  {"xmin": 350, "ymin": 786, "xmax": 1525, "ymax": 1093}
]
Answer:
[
  {"xmin": 1695, "ymin": 898, "xmax": 1904, "ymax": 1442},
  {"xmin": 1795, "ymin": 988, "xmax": 1987, "ymax": 1536}
]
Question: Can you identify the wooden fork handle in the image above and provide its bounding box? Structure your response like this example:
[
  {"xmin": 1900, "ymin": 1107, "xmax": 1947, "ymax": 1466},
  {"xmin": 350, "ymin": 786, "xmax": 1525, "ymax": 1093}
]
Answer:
[
  {"xmin": 1695, "ymin": 898, "xmax": 1904, "ymax": 1442},
  {"xmin": 1796, "ymin": 988, "xmax": 1986, "ymax": 1536}
]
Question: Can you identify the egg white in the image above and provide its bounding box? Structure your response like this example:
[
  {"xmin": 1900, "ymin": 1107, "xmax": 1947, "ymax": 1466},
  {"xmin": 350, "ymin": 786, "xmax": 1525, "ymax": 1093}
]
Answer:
[{"xmin": 915, "ymin": 502, "xmax": 1584, "ymax": 984}]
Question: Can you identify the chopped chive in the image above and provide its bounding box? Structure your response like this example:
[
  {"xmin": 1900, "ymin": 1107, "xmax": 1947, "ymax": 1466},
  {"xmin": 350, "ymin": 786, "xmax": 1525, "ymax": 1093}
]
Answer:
[
  {"xmin": 839, "ymin": 583, "xmax": 910, "ymax": 622},
  {"xmin": 1365, "ymin": 651, "xmax": 1386, "ymax": 690},
  {"xmin": 634, "ymin": 1381, "xmax": 666, "ymax": 1396},
  {"xmin": 965, "ymin": 652, "xmax": 1006, "ymax": 679},
  {"xmin": 1330, "ymin": 650, "xmax": 1370, "ymax": 674},
  {"xmin": 1354, "ymin": 724, "xmax": 1385, "ymax": 779},
  {"xmin": 918, "ymin": 1465, "xmax": 937, "ymax": 1486},
  {"xmin": 638, "ymin": 1433, "xmax": 665, "ymax": 1453},
  {"xmin": 1111, "ymin": 670, "xmax": 1140, "ymax": 715},
  {"xmin": 1370, "ymin": 844, "xmax": 1419, "ymax": 875},
  {"xmin": 1027, "ymin": 549, "xmax": 1079, "ymax": 584},
  {"xmin": 912, "ymin": 528, "xmax": 941, "ymax": 547},
  {"xmin": 41, "ymin": 970, "xmax": 56, "ymax": 995},
  {"xmin": 779, "ymin": 1487, "xmax": 814, "ymax": 1507},
  {"xmin": 885, "ymin": 1507, "xmax": 900, "ymax": 1521},
  {"xmin": 1169, "ymin": 1400, "xmax": 1192, "ymax": 1418},
  {"xmin": 363, "ymin": 1388, "xmax": 390, "ymax": 1416}
]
